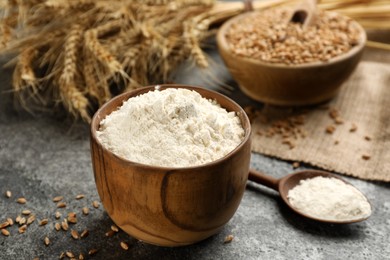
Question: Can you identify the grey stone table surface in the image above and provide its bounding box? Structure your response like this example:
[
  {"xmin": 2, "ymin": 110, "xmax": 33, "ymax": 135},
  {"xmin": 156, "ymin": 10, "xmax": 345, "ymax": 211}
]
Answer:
[{"xmin": 1, "ymin": 37, "xmax": 390, "ymax": 260}]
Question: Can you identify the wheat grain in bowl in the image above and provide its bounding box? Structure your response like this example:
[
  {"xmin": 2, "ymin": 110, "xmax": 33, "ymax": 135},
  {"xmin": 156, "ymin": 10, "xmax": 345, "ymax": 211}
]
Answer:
[
  {"xmin": 90, "ymin": 84, "xmax": 252, "ymax": 246},
  {"xmin": 217, "ymin": 6, "xmax": 366, "ymax": 106},
  {"xmin": 225, "ymin": 8, "xmax": 362, "ymax": 65}
]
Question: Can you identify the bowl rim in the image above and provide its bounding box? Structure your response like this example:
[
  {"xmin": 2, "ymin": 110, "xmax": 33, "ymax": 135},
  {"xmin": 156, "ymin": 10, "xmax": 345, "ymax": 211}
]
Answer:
[
  {"xmin": 217, "ymin": 10, "xmax": 367, "ymax": 69},
  {"xmin": 91, "ymin": 84, "xmax": 252, "ymax": 171}
]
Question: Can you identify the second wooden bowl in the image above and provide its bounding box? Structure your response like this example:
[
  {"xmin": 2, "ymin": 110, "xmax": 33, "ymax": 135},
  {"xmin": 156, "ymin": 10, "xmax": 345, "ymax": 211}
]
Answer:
[
  {"xmin": 90, "ymin": 84, "xmax": 252, "ymax": 246},
  {"xmin": 217, "ymin": 11, "xmax": 366, "ymax": 106}
]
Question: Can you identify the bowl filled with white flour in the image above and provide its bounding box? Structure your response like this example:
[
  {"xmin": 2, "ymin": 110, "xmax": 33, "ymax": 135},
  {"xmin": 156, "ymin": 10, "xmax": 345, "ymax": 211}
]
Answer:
[{"xmin": 90, "ymin": 85, "xmax": 251, "ymax": 246}]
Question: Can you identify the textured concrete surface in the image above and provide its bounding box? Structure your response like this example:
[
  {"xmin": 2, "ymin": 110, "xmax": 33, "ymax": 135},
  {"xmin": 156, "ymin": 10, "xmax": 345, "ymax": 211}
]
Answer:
[{"xmin": 1, "ymin": 30, "xmax": 390, "ymax": 260}]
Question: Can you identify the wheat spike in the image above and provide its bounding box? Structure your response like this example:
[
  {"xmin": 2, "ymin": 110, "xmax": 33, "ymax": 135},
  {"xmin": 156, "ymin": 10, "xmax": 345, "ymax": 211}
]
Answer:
[{"xmin": 58, "ymin": 24, "xmax": 90, "ymax": 122}]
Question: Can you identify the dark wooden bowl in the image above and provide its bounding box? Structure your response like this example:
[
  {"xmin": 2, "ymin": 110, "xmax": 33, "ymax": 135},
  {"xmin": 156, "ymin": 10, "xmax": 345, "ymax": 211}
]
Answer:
[
  {"xmin": 217, "ymin": 11, "xmax": 366, "ymax": 106},
  {"xmin": 90, "ymin": 84, "xmax": 252, "ymax": 246}
]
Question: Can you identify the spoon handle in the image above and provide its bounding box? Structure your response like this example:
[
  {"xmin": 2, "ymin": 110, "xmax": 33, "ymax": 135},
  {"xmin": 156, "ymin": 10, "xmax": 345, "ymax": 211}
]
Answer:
[
  {"xmin": 248, "ymin": 169, "xmax": 280, "ymax": 191},
  {"xmin": 289, "ymin": 0, "xmax": 318, "ymax": 29}
]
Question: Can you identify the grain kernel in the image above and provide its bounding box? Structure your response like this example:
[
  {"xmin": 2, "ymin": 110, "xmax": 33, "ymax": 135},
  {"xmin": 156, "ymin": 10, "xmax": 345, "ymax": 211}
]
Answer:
[
  {"xmin": 67, "ymin": 212, "xmax": 77, "ymax": 224},
  {"xmin": 61, "ymin": 220, "xmax": 69, "ymax": 231},
  {"xmin": 105, "ymin": 230, "xmax": 115, "ymax": 237},
  {"xmin": 76, "ymin": 194, "xmax": 85, "ymax": 200},
  {"xmin": 57, "ymin": 202, "xmax": 66, "ymax": 208},
  {"xmin": 71, "ymin": 229, "xmax": 79, "ymax": 239},
  {"xmin": 18, "ymin": 224, "xmax": 27, "ymax": 234},
  {"xmin": 1, "ymin": 229, "xmax": 10, "ymax": 236},
  {"xmin": 120, "ymin": 241, "xmax": 129, "ymax": 250},
  {"xmin": 55, "ymin": 222, "xmax": 61, "ymax": 231},
  {"xmin": 55, "ymin": 211, "xmax": 61, "ymax": 219},
  {"xmin": 44, "ymin": 236, "xmax": 50, "ymax": 246},
  {"xmin": 92, "ymin": 201, "xmax": 99, "ymax": 208},
  {"xmin": 6, "ymin": 218, "xmax": 13, "ymax": 226},
  {"xmin": 5, "ymin": 190, "xmax": 11, "ymax": 198},
  {"xmin": 27, "ymin": 215, "xmax": 36, "ymax": 225},
  {"xmin": 111, "ymin": 225, "xmax": 119, "ymax": 232},
  {"xmin": 66, "ymin": 252, "xmax": 74, "ymax": 258},
  {"xmin": 224, "ymin": 234, "xmax": 234, "ymax": 243},
  {"xmin": 80, "ymin": 229, "xmax": 89, "ymax": 238},
  {"xmin": 53, "ymin": 196, "xmax": 63, "ymax": 202},
  {"xmin": 39, "ymin": 219, "xmax": 48, "ymax": 226},
  {"xmin": 292, "ymin": 162, "xmax": 300, "ymax": 169},
  {"xmin": 349, "ymin": 123, "xmax": 357, "ymax": 132},
  {"xmin": 325, "ymin": 125, "xmax": 335, "ymax": 134},
  {"xmin": 22, "ymin": 210, "xmax": 31, "ymax": 215},
  {"xmin": 0, "ymin": 221, "xmax": 10, "ymax": 229},
  {"xmin": 82, "ymin": 207, "xmax": 89, "ymax": 215},
  {"xmin": 17, "ymin": 197, "xmax": 27, "ymax": 204},
  {"xmin": 88, "ymin": 249, "xmax": 98, "ymax": 256},
  {"xmin": 19, "ymin": 217, "xmax": 26, "ymax": 225}
]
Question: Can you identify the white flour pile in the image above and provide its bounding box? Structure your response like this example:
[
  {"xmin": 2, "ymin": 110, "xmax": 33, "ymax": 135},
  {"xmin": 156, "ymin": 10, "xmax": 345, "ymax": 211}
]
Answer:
[
  {"xmin": 287, "ymin": 176, "xmax": 371, "ymax": 221},
  {"xmin": 97, "ymin": 88, "xmax": 245, "ymax": 167}
]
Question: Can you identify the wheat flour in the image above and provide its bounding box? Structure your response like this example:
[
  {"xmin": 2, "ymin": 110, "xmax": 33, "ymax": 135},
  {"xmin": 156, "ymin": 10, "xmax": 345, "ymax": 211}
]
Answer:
[
  {"xmin": 97, "ymin": 87, "xmax": 245, "ymax": 167},
  {"xmin": 287, "ymin": 176, "xmax": 371, "ymax": 221}
]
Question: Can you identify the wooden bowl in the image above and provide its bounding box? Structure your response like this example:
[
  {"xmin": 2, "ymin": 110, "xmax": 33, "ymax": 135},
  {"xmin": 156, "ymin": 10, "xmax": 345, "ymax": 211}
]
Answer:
[
  {"xmin": 90, "ymin": 84, "xmax": 251, "ymax": 247},
  {"xmin": 217, "ymin": 12, "xmax": 366, "ymax": 106}
]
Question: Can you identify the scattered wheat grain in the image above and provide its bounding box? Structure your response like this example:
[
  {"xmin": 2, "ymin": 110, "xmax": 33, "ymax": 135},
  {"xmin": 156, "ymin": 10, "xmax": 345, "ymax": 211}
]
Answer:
[
  {"xmin": 105, "ymin": 230, "xmax": 115, "ymax": 237},
  {"xmin": 44, "ymin": 236, "xmax": 50, "ymax": 246},
  {"xmin": 92, "ymin": 201, "xmax": 99, "ymax": 208},
  {"xmin": 71, "ymin": 229, "xmax": 79, "ymax": 240},
  {"xmin": 53, "ymin": 196, "xmax": 63, "ymax": 202},
  {"xmin": 55, "ymin": 223, "xmax": 61, "ymax": 231},
  {"xmin": 82, "ymin": 207, "xmax": 89, "ymax": 215},
  {"xmin": 0, "ymin": 221, "xmax": 10, "ymax": 229},
  {"xmin": 6, "ymin": 218, "xmax": 13, "ymax": 226},
  {"xmin": 350, "ymin": 123, "xmax": 357, "ymax": 132},
  {"xmin": 39, "ymin": 219, "xmax": 48, "ymax": 226},
  {"xmin": 325, "ymin": 125, "xmax": 335, "ymax": 134},
  {"xmin": 22, "ymin": 210, "xmax": 31, "ymax": 215},
  {"xmin": 80, "ymin": 229, "xmax": 89, "ymax": 238},
  {"xmin": 88, "ymin": 249, "xmax": 98, "ymax": 256},
  {"xmin": 61, "ymin": 220, "xmax": 69, "ymax": 231},
  {"xmin": 224, "ymin": 234, "xmax": 234, "ymax": 243},
  {"xmin": 5, "ymin": 191, "xmax": 11, "ymax": 198},
  {"xmin": 76, "ymin": 194, "xmax": 85, "ymax": 200},
  {"xmin": 1, "ymin": 229, "xmax": 10, "ymax": 236},
  {"xmin": 111, "ymin": 225, "xmax": 119, "ymax": 232},
  {"xmin": 292, "ymin": 162, "xmax": 300, "ymax": 169},
  {"xmin": 67, "ymin": 212, "xmax": 77, "ymax": 224},
  {"xmin": 17, "ymin": 197, "xmax": 27, "ymax": 204},
  {"xmin": 27, "ymin": 215, "xmax": 36, "ymax": 225},
  {"xmin": 66, "ymin": 252, "xmax": 75, "ymax": 258},
  {"xmin": 19, "ymin": 217, "xmax": 26, "ymax": 225},
  {"xmin": 120, "ymin": 241, "xmax": 129, "ymax": 250},
  {"xmin": 19, "ymin": 224, "xmax": 27, "ymax": 234},
  {"xmin": 57, "ymin": 202, "xmax": 67, "ymax": 208}
]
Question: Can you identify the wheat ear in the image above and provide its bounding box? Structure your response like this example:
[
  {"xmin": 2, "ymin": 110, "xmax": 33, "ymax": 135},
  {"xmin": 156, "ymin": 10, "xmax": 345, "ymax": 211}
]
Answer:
[{"xmin": 58, "ymin": 24, "xmax": 90, "ymax": 122}]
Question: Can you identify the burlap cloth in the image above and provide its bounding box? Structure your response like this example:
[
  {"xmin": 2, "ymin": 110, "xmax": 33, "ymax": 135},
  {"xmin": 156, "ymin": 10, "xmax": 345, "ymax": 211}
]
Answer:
[{"xmin": 251, "ymin": 60, "xmax": 390, "ymax": 182}]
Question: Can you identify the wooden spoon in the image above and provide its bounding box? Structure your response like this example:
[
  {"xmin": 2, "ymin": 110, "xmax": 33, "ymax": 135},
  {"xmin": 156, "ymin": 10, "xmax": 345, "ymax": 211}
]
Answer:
[
  {"xmin": 289, "ymin": 0, "xmax": 318, "ymax": 29},
  {"xmin": 248, "ymin": 168, "xmax": 372, "ymax": 224}
]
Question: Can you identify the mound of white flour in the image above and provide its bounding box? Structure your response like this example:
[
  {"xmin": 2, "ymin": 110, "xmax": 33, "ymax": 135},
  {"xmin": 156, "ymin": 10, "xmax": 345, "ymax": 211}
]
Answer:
[
  {"xmin": 287, "ymin": 176, "xmax": 371, "ymax": 221},
  {"xmin": 97, "ymin": 88, "xmax": 245, "ymax": 167}
]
